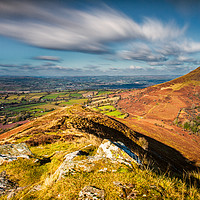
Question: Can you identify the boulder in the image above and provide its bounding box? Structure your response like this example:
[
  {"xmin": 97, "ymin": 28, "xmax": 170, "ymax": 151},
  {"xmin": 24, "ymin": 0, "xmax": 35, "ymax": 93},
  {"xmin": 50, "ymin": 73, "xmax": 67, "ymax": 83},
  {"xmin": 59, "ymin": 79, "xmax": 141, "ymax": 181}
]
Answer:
[
  {"xmin": 0, "ymin": 143, "xmax": 33, "ymax": 165},
  {"xmin": 96, "ymin": 139, "xmax": 141, "ymax": 165}
]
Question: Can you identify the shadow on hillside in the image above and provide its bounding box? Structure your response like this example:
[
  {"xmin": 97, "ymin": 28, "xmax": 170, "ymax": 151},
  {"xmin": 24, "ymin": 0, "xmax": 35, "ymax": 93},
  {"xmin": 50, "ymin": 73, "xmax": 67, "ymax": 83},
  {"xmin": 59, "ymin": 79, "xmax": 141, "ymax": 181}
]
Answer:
[
  {"xmin": 78, "ymin": 116, "xmax": 200, "ymax": 187},
  {"xmin": 133, "ymin": 131, "xmax": 200, "ymax": 187}
]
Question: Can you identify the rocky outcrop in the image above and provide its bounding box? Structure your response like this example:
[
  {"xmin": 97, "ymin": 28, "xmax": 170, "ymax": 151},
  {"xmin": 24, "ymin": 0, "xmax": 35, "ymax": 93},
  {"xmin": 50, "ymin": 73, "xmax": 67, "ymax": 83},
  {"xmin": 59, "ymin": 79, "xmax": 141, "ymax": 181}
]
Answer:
[
  {"xmin": 96, "ymin": 140, "xmax": 141, "ymax": 164},
  {"xmin": 51, "ymin": 139, "xmax": 141, "ymax": 183},
  {"xmin": 0, "ymin": 143, "xmax": 33, "ymax": 165}
]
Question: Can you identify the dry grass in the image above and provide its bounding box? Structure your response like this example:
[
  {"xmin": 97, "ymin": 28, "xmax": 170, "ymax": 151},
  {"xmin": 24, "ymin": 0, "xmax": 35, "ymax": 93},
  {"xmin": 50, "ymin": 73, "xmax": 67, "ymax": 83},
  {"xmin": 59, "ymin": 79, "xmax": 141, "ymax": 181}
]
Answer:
[
  {"xmin": 0, "ymin": 130, "xmax": 200, "ymax": 199},
  {"xmin": 0, "ymin": 105, "xmax": 200, "ymax": 199},
  {"xmin": 8, "ymin": 161, "xmax": 200, "ymax": 200}
]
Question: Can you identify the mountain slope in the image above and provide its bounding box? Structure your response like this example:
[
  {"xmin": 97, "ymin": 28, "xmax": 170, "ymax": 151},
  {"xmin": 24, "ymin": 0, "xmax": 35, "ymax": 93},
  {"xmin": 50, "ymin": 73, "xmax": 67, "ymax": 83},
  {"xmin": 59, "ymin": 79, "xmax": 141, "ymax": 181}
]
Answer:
[
  {"xmin": 160, "ymin": 66, "xmax": 200, "ymax": 86},
  {"xmin": 118, "ymin": 66, "xmax": 200, "ymax": 166},
  {"xmin": 0, "ymin": 103, "xmax": 199, "ymax": 199},
  {"xmin": 0, "ymin": 104, "xmax": 197, "ymax": 173}
]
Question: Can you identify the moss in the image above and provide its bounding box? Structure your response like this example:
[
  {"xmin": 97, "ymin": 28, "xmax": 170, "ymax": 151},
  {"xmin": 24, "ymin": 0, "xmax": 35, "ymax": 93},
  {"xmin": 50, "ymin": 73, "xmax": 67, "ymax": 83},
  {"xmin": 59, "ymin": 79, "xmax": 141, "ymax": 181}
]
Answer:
[
  {"xmin": 12, "ymin": 165, "xmax": 200, "ymax": 200},
  {"xmin": 0, "ymin": 158, "xmax": 48, "ymax": 187},
  {"xmin": 15, "ymin": 135, "xmax": 33, "ymax": 143},
  {"xmin": 81, "ymin": 145, "xmax": 97, "ymax": 156}
]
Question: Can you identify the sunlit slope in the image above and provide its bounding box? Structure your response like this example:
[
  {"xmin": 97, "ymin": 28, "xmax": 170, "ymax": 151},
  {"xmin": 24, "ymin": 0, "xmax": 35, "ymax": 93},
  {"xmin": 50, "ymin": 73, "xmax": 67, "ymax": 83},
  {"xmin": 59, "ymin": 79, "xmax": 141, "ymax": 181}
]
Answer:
[
  {"xmin": 118, "ymin": 66, "xmax": 200, "ymax": 121},
  {"xmin": 118, "ymin": 67, "xmax": 200, "ymax": 166},
  {"xmin": 0, "ymin": 104, "xmax": 197, "ymax": 172}
]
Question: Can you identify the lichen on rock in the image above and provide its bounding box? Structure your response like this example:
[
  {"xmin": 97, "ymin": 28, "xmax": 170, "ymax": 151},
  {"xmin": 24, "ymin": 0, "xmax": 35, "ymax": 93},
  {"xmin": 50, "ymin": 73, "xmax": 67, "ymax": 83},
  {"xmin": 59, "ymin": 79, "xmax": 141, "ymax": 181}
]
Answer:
[
  {"xmin": 49, "ymin": 139, "xmax": 142, "ymax": 185},
  {"xmin": 0, "ymin": 143, "xmax": 33, "ymax": 165}
]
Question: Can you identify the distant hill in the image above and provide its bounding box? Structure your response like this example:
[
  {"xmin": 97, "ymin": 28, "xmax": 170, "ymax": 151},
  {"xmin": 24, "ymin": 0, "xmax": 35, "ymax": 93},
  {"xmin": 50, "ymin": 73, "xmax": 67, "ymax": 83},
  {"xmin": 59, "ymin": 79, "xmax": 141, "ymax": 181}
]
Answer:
[{"xmin": 118, "ymin": 66, "xmax": 200, "ymax": 121}]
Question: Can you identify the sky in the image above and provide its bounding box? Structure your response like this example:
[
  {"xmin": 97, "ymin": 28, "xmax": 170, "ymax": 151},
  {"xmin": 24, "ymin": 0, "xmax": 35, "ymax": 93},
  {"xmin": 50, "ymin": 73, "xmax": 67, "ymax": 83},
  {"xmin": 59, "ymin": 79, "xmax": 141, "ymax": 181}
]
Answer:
[{"xmin": 0, "ymin": 0, "xmax": 200, "ymax": 76}]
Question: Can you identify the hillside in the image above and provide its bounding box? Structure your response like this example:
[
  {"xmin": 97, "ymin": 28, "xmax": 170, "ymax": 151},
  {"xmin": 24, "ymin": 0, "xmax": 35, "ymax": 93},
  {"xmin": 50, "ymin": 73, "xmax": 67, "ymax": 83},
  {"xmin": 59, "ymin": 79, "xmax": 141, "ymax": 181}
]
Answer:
[
  {"xmin": 160, "ymin": 66, "xmax": 200, "ymax": 86},
  {"xmin": 118, "ymin": 66, "xmax": 200, "ymax": 166},
  {"xmin": 0, "ymin": 67, "xmax": 200, "ymax": 199},
  {"xmin": 0, "ymin": 105, "xmax": 199, "ymax": 199}
]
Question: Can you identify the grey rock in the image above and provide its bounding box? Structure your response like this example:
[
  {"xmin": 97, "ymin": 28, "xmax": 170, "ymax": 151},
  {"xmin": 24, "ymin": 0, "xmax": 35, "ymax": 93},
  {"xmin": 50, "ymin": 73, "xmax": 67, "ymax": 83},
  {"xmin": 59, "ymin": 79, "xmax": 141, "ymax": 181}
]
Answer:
[
  {"xmin": 47, "ymin": 140, "xmax": 142, "ymax": 186},
  {"xmin": 96, "ymin": 139, "xmax": 141, "ymax": 165},
  {"xmin": 0, "ymin": 143, "xmax": 33, "ymax": 165}
]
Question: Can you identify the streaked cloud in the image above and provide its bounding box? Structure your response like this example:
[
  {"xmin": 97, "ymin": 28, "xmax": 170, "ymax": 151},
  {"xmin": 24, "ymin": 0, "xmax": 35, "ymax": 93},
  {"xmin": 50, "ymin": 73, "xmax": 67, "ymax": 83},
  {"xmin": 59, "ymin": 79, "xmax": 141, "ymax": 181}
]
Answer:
[
  {"xmin": 0, "ymin": 0, "xmax": 185, "ymax": 54},
  {"xmin": 129, "ymin": 65, "xmax": 143, "ymax": 70},
  {"xmin": 0, "ymin": 0, "xmax": 199, "ymax": 76},
  {"xmin": 117, "ymin": 39, "xmax": 200, "ymax": 69},
  {"xmin": 32, "ymin": 56, "xmax": 61, "ymax": 62},
  {"xmin": 0, "ymin": 62, "xmax": 81, "ymax": 73},
  {"xmin": 118, "ymin": 43, "xmax": 167, "ymax": 62},
  {"xmin": 158, "ymin": 40, "xmax": 200, "ymax": 56}
]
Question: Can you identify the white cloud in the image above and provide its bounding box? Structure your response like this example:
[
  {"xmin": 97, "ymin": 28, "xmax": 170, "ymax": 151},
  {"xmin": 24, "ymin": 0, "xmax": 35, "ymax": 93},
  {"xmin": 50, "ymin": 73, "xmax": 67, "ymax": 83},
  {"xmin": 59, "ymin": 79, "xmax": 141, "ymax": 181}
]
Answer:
[
  {"xmin": 118, "ymin": 43, "xmax": 167, "ymax": 62},
  {"xmin": 157, "ymin": 39, "xmax": 200, "ymax": 56},
  {"xmin": 141, "ymin": 18, "xmax": 186, "ymax": 41},
  {"xmin": 32, "ymin": 56, "xmax": 61, "ymax": 62},
  {"xmin": 129, "ymin": 65, "xmax": 143, "ymax": 69},
  {"xmin": 0, "ymin": 1, "xmax": 185, "ymax": 53},
  {"xmin": 180, "ymin": 40, "xmax": 200, "ymax": 53},
  {"xmin": 1, "ymin": 0, "xmax": 199, "ymax": 73}
]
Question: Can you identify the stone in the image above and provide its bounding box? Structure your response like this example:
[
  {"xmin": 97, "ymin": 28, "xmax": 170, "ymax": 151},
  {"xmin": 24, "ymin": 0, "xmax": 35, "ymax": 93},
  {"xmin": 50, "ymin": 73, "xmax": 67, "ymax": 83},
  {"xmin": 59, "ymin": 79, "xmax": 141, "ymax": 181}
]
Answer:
[
  {"xmin": 0, "ymin": 143, "xmax": 33, "ymax": 165},
  {"xmin": 56, "ymin": 152, "xmax": 117, "ymax": 180},
  {"xmin": 96, "ymin": 139, "xmax": 141, "ymax": 165},
  {"xmin": 78, "ymin": 186, "xmax": 105, "ymax": 200}
]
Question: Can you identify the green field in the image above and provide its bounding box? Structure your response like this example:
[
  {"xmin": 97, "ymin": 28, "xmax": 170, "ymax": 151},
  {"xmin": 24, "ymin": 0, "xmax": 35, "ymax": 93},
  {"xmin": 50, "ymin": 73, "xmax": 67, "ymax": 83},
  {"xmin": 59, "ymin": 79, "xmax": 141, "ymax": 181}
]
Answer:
[
  {"xmin": 5, "ymin": 103, "xmax": 46, "ymax": 112},
  {"xmin": 57, "ymin": 93, "xmax": 69, "ymax": 98},
  {"xmin": 6, "ymin": 95, "xmax": 19, "ymax": 100},
  {"xmin": 93, "ymin": 105, "xmax": 125, "ymax": 119},
  {"xmin": 97, "ymin": 90, "xmax": 113, "ymax": 96},
  {"xmin": 0, "ymin": 90, "xmax": 124, "ymax": 128},
  {"xmin": 42, "ymin": 93, "xmax": 60, "ymax": 100},
  {"xmin": 106, "ymin": 110, "xmax": 125, "ymax": 118},
  {"xmin": 98, "ymin": 105, "xmax": 115, "ymax": 111},
  {"xmin": 0, "ymin": 92, "xmax": 48, "ymax": 103},
  {"xmin": 70, "ymin": 93, "xmax": 82, "ymax": 98},
  {"xmin": 0, "ymin": 99, "xmax": 19, "ymax": 104},
  {"xmin": 0, "ymin": 91, "xmax": 90, "ymax": 130},
  {"xmin": 60, "ymin": 99, "xmax": 87, "ymax": 106}
]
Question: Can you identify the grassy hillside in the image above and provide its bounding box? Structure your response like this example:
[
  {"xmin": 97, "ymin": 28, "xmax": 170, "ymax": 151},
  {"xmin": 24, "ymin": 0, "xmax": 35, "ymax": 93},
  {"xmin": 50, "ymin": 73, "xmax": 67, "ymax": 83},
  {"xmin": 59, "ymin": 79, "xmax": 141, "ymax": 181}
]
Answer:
[{"xmin": 0, "ymin": 105, "xmax": 199, "ymax": 199}]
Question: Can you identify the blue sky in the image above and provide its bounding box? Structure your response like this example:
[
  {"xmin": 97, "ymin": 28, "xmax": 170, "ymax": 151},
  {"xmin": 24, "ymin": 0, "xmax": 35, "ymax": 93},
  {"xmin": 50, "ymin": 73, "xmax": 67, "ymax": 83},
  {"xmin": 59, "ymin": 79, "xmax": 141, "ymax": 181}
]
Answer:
[{"xmin": 0, "ymin": 0, "xmax": 200, "ymax": 76}]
